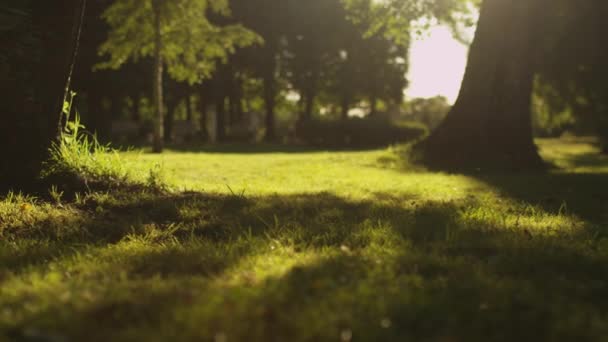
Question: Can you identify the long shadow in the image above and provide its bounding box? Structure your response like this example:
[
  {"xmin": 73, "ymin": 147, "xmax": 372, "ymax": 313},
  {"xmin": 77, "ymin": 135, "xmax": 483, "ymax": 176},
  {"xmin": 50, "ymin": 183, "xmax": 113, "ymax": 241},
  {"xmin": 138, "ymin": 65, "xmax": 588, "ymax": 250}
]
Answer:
[
  {"xmin": 3, "ymin": 189, "xmax": 608, "ymax": 340},
  {"xmin": 404, "ymin": 142, "xmax": 608, "ymax": 226},
  {"xmin": 477, "ymin": 172, "xmax": 608, "ymax": 226},
  {"xmin": 472, "ymin": 147, "xmax": 608, "ymax": 226}
]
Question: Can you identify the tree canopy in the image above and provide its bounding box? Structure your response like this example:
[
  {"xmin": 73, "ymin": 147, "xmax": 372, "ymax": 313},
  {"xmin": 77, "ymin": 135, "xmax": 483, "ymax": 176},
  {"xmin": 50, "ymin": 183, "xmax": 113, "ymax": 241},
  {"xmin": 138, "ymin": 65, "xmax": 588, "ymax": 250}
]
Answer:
[{"xmin": 97, "ymin": 0, "xmax": 261, "ymax": 84}]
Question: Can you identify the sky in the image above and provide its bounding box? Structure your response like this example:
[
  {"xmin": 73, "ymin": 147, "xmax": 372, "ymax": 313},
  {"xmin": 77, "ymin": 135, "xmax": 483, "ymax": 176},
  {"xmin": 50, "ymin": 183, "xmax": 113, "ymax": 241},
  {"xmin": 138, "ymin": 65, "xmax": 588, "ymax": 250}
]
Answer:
[{"xmin": 406, "ymin": 23, "xmax": 477, "ymax": 104}]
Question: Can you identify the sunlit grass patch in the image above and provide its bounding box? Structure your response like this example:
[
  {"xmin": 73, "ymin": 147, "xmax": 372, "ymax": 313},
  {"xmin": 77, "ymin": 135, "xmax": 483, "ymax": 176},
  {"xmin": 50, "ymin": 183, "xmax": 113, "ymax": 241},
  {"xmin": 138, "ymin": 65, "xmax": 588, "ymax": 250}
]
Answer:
[{"xmin": 1, "ymin": 137, "xmax": 608, "ymax": 340}]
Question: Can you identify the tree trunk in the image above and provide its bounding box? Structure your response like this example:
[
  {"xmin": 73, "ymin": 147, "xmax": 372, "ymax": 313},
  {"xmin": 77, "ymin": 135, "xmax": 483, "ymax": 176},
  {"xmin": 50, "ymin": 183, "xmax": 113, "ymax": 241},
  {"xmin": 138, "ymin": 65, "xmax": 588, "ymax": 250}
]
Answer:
[
  {"xmin": 110, "ymin": 94, "xmax": 122, "ymax": 120},
  {"xmin": 216, "ymin": 95, "xmax": 227, "ymax": 143},
  {"xmin": 199, "ymin": 92, "xmax": 209, "ymax": 141},
  {"xmin": 164, "ymin": 100, "xmax": 176, "ymax": 143},
  {"xmin": 152, "ymin": 0, "xmax": 164, "ymax": 153},
  {"xmin": 1, "ymin": 0, "xmax": 83, "ymax": 191},
  {"xmin": 263, "ymin": 71, "xmax": 277, "ymax": 142},
  {"xmin": 186, "ymin": 95, "xmax": 192, "ymax": 122},
  {"xmin": 132, "ymin": 93, "xmax": 141, "ymax": 122},
  {"xmin": 262, "ymin": 41, "xmax": 278, "ymax": 142},
  {"xmin": 419, "ymin": 0, "xmax": 545, "ymax": 170},
  {"xmin": 369, "ymin": 94, "xmax": 377, "ymax": 117},
  {"xmin": 341, "ymin": 96, "xmax": 350, "ymax": 121},
  {"xmin": 235, "ymin": 77, "xmax": 245, "ymax": 122},
  {"xmin": 302, "ymin": 93, "xmax": 315, "ymax": 122}
]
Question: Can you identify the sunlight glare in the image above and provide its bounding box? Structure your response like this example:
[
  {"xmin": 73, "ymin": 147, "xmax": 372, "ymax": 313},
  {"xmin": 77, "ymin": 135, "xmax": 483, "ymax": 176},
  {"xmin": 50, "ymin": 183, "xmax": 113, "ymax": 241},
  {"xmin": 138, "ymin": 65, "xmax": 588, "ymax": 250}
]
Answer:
[{"xmin": 407, "ymin": 25, "xmax": 473, "ymax": 104}]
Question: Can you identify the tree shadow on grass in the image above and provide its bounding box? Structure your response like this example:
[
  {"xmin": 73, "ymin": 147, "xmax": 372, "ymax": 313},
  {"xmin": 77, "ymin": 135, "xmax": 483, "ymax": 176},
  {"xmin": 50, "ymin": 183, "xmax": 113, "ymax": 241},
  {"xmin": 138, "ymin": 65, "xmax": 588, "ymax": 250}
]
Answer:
[
  {"xmin": 470, "ymin": 144, "xmax": 608, "ymax": 226},
  {"xmin": 3, "ymin": 190, "xmax": 608, "ymax": 341},
  {"xmin": 476, "ymin": 172, "xmax": 608, "ymax": 226},
  {"xmin": 403, "ymin": 142, "xmax": 608, "ymax": 226}
]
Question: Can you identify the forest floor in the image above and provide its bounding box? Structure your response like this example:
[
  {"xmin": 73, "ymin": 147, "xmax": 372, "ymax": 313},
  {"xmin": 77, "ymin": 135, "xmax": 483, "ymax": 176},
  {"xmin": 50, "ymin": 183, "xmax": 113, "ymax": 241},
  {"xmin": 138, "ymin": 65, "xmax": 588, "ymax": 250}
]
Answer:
[{"xmin": 1, "ymin": 138, "xmax": 608, "ymax": 341}]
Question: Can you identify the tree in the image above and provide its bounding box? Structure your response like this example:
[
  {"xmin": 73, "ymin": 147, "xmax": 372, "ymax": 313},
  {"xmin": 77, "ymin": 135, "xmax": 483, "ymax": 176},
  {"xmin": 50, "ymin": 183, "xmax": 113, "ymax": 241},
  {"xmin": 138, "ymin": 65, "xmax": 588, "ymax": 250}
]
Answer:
[
  {"xmin": 1, "ymin": 0, "xmax": 87, "ymax": 190},
  {"xmin": 417, "ymin": 0, "xmax": 548, "ymax": 170},
  {"xmin": 285, "ymin": 0, "xmax": 350, "ymax": 122},
  {"xmin": 377, "ymin": 0, "xmax": 607, "ymax": 167},
  {"xmin": 230, "ymin": 0, "xmax": 287, "ymax": 141},
  {"xmin": 534, "ymin": 0, "xmax": 608, "ymax": 153},
  {"xmin": 97, "ymin": 0, "xmax": 260, "ymax": 152}
]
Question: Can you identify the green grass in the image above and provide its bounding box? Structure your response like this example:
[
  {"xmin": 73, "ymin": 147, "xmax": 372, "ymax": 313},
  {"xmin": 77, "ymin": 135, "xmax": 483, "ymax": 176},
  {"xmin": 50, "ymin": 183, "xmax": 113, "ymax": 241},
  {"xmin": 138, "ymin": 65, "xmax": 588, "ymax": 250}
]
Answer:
[{"xmin": 1, "ymin": 138, "xmax": 608, "ymax": 341}]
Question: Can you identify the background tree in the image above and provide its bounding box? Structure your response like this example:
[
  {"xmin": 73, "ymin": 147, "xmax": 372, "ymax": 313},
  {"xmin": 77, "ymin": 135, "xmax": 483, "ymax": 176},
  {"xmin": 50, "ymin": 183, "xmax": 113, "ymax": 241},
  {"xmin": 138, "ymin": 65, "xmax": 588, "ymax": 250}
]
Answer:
[
  {"xmin": 97, "ymin": 0, "xmax": 260, "ymax": 152},
  {"xmin": 534, "ymin": 0, "xmax": 608, "ymax": 153},
  {"xmin": 230, "ymin": 0, "xmax": 287, "ymax": 141}
]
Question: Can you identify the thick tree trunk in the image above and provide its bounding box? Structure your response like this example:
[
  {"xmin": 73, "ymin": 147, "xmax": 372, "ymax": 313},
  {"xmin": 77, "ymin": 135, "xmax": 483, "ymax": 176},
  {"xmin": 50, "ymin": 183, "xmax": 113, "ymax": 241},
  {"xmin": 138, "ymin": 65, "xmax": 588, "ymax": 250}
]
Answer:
[
  {"xmin": 1, "ymin": 0, "xmax": 83, "ymax": 191},
  {"xmin": 419, "ymin": 0, "xmax": 545, "ymax": 170},
  {"xmin": 152, "ymin": 0, "xmax": 164, "ymax": 153}
]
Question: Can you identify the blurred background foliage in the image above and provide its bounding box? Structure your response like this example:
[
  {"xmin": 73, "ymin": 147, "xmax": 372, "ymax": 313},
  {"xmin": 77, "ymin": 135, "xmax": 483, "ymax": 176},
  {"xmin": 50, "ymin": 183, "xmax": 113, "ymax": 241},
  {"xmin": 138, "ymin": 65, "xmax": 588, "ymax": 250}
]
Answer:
[{"xmin": 2, "ymin": 0, "xmax": 608, "ymax": 187}]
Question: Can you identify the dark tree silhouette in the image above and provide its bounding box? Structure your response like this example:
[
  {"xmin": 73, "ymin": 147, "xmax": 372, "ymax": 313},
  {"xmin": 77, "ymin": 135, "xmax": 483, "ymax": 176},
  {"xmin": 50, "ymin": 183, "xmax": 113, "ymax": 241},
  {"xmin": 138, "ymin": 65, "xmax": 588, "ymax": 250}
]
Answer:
[{"xmin": 419, "ymin": 0, "xmax": 548, "ymax": 170}]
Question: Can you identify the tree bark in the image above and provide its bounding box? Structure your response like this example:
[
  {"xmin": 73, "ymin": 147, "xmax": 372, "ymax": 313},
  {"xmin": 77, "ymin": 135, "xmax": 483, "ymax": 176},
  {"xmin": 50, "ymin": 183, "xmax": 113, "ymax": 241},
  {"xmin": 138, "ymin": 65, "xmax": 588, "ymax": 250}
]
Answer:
[
  {"xmin": 1, "ymin": 0, "xmax": 83, "ymax": 191},
  {"xmin": 152, "ymin": 0, "xmax": 164, "ymax": 153},
  {"xmin": 419, "ymin": 0, "xmax": 545, "ymax": 170}
]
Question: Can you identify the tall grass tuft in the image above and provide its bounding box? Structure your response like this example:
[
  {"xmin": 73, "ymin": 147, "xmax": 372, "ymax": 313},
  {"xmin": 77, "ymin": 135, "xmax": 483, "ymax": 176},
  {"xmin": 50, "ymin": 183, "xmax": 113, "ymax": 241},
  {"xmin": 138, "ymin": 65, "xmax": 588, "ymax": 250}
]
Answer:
[{"xmin": 41, "ymin": 92, "xmax": 165, "ymax": 193}]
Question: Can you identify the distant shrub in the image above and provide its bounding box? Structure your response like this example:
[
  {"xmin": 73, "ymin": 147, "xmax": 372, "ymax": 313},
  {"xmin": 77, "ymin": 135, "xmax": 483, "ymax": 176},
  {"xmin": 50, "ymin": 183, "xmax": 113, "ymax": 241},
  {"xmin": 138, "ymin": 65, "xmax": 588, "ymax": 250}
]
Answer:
[
  {"xmin": 402, "ymin": 96, "xmax": 451, "ymax": 131},
  {"xmin": 296, "ymin": 117, "xmax": 427, "ymax": 148}
]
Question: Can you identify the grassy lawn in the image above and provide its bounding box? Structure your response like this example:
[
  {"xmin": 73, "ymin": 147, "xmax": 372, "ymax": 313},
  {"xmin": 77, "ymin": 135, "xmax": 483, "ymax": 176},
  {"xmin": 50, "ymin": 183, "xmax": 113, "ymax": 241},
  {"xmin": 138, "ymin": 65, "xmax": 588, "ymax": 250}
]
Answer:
[{"xmin": 2, "ymin": 138, "xmax": 608, "ymax": 341}]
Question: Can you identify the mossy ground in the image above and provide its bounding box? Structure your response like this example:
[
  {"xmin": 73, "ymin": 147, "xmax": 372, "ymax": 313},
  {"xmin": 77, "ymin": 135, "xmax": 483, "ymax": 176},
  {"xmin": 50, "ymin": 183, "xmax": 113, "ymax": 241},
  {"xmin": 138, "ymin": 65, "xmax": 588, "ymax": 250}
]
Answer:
[{"xmin": 1, "ymin": 138, "xmax": 608, "ymax": 341}]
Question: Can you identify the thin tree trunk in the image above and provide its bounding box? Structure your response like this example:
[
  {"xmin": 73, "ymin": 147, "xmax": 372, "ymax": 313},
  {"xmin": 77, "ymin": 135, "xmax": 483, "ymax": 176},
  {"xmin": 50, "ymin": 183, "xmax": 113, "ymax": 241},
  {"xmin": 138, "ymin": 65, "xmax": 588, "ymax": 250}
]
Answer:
[
  {"xmin": 110, "ymin": 94, "xmax": 121, "ymax": 120},
  {"xmin": 263, "ymin": 71, "xmax": 277, "ymax": 141},
  {"xmin": 199, "ymin": 92, "xmax": 208, "ymax": 141},
  {"xmin": 341, "ymin": 96, "xmax": 350, "ymax": 121},
  {"xmin": 369, "ymin": 94, "xmax": 377, "ymax": 117},
  {"xmin": 303, "ymin": 93, "xmax": 315, "ymax": 122},
  {"xmin": 186, "ymin": 95, "xmax": 192, "ymax": 122},
  {"xmin": 132, "ymin": 93, "xmax": 141, "ymax": 122},
  {"xmin": 419, "ymin": 0, "xmax": 545, "ymax": 170},
  {"xmin": 152, "ymin": 0, "xmax": 164, "ymax": 153},
  {"xmin": 164, "ymin": 100, "xmax": 176, "ymax": 143},
  {"xmin": 216, "ymin": 95, "xmax": 226, "ymax": 143},
  {"xmin": 235, "ymin": 77, "xmax": 245, "ymax": 122}
]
